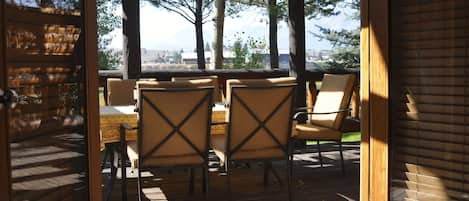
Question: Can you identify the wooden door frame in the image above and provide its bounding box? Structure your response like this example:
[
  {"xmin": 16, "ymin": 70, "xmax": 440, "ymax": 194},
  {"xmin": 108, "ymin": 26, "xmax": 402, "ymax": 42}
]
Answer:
[
  {"xmin": 84, "ymin": 0, "xmax": 102, "ymax": 200},
  {"xmin": 0, "ymin": 1, "xmax": 101, "ymax": 200},
  {"xmin": 0, "ymin": 0, "xmax": 11, "ymax": 200},
  {"xmin": 360, "ymin": 0, "xmax": 390, "ymax": 200}
]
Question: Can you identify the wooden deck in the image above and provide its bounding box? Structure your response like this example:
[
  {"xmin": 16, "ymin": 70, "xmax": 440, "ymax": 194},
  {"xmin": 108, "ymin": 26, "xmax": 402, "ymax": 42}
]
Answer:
[{"xmin": 103, "ymin": 142, "xmax": 360, "ymax": 201}]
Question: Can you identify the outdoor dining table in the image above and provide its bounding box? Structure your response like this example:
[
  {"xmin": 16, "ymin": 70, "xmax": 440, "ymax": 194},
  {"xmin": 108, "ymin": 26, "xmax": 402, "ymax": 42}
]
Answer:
[
  {"xmin": 100, "ymin": 104, "xmax": 227, "ymax": 147},
  {"xmin": 99, "ymin": 104, "xmax": 227, "ymax": 201}
]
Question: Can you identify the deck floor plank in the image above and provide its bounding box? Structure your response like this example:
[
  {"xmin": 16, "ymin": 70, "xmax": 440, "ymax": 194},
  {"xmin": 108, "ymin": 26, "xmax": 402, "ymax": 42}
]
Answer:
[{"xmin": 104, "ymin": 142, "xmax": 360, "ymax": 201}]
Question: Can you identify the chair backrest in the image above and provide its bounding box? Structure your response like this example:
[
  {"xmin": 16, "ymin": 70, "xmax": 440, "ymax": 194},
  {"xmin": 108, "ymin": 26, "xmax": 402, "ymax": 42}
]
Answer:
[
  {"xmin": 138, "ymin": 87, "xmax": 214, "ymax": 168},
  {"xmin": 225, "ymin": 77, "xmax": 297, "ymax": 104},
  {"xmin": 135, "ymin": 79, "xmax": 214, "ymax": 109},
  {"xmin": 226, "ymin": 84, "xmax": 296, "ymax": 161},
  {"xmin": 310, "ymin": 74, "xmax": 356, "ymax": 130},
  {"xmin": 106, "ymin": 78, "xmax": 136, "ymax": 105},
  {"xmin": 172, "ymin": 75, "xmax": 223, "ymax": 102},
  {"xmin": 225, "ymin": 77, "xmax": 296, "ymax": 121}
]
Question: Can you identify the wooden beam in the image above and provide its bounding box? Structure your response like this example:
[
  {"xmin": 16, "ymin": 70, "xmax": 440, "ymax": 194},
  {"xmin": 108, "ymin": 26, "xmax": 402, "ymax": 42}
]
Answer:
[
  {"xmin": 368, "ymin": 0, "xmax": 389, "ymax": 200},
  {"xmin": 288, "ymin": 0, "xmax": 306, "ymax": 122},
  {"xmin": 122, "ymin": 0, "xmax": 142, "ymax": 79},
  {"xmin": 359, "ymin": 0, "xmax": 370, "ymax": 200},
  {"xmin": 0, "ymin": 0, "xmax": 11, "ymax": 199},
  {"xmin": 84, "ymin": 0, "xmax": 102, "ymax": 200}
]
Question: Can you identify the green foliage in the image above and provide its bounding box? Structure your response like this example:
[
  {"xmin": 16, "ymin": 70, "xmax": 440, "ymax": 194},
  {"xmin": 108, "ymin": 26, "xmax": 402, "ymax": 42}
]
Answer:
[
  {"xmin": 312, "ymin": 0, "xmax": 360, "ymax": 69},
  {"xmin": 304, "ymin": 0, "xmax": 342, "ymax": 19},
  {"xmin": 97, "ymin": 0, "xmax": 121, "ymax": 70},
  {"xmin": 232, "ymin": 39, "xmax": 247, "ymax": 68},
  {"xmin": 173, "ymin": 49, "xmax": 183, "ymax": 63},
  {"xmin": 246, "ymin": 37, "xmax": 266, "ymax": 68},
  {"xmin": 227, "ymin": 0, "xmax": 342, "ymax": 20},
  {"xmin": 228, "ymin": 33, "xmax": 266, "ymax": 69}
]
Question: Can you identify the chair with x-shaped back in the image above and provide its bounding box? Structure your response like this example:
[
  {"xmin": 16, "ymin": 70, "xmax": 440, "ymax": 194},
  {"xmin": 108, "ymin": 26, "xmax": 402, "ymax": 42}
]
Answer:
[
  {"xmin": 211, "ymin": 78, "xmax": 296, "ymax": 201},
  {"xmin": 121, "ymin": 86, "xmax": 214, "ymax": 200}
]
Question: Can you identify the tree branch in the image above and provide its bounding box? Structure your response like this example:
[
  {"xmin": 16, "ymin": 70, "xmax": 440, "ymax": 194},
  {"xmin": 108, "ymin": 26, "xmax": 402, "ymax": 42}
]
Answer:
[
  {"xmin": 181, "ymin": 0, "xmax": 196, "ymax": 14},
  {"xmin": 160, "ymin": 3, "xmax": 196, "ymax": 24}
]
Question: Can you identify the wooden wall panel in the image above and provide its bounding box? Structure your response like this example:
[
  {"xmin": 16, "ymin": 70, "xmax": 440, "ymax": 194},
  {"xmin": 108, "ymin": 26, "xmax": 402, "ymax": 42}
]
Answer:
[
  {"xmin": 1, "ymin": 1, "xmax": 97, "ymax": 200},
  {"xmin": 0, "ymin": 0, "xmax": 12, "ymax": 200}
]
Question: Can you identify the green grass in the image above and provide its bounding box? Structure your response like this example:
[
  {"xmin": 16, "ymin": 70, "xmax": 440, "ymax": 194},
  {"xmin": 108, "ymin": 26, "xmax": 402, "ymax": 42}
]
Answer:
[
  {"xmin": 99, "ymin": 87, "xmax": 105, "ymax": 106},
  {"xmin": 307, "ymin": 131, "xmax": 361, "ymax": 145}
]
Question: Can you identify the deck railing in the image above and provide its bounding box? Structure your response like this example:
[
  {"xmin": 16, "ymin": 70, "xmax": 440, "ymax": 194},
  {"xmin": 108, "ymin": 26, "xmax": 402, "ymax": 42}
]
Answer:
[{"xmin": 98, "ymin": 68, "xmax": 360, "ymax": 131}]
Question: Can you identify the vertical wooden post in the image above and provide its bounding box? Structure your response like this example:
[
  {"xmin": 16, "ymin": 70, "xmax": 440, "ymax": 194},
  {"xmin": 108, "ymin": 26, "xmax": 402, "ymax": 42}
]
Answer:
[
  {"xmin": 0, "ymin": 0, "xmax": 11, "ymax": 200},
  {"xmin": 84, "ymin": 0, "xmax": 103, "ymax": 200},
  {"xmin": 288, "ymin": 0, "xmax": 306, "ymax": 123},
  {"xmin": 122, "ymin": 0, "xmax": 142, "ymax": 79},
  {"xmin": 361, "ymin": 0, "xmax": 389, "ymax": 200}
]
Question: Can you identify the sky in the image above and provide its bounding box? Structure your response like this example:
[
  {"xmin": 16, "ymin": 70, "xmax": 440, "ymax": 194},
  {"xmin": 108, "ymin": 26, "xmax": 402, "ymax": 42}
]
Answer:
[{"xmin": 109, "ymin": 1, "xmax": 358, "ymax": 52}]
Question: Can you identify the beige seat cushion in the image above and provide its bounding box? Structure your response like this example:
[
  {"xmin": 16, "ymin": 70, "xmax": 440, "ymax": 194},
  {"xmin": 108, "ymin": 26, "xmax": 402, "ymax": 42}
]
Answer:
[
  {"xmin": 292, "ymin": 122, "xmax": 342, "ymax": 141},
  {"xmin": 127, "ymin": 142, "xmax": 205, "ymax": 169},
  {"xmin": 211, "ymin": 134, "xmax": 286, "ymax": 165},
  {"xmin": 310, "ymin": 74, "xmax": 355, "ymax": 129}
]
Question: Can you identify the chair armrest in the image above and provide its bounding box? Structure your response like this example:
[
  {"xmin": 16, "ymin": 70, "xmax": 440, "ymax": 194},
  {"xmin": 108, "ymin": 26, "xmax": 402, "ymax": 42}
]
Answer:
[
  {"xmin": 293, "ymin": 108, "xmax": 351, "ymax": 120},
  {"xmin": 294, "ymin": 107, "xmax": 314, "ymax": 112}
]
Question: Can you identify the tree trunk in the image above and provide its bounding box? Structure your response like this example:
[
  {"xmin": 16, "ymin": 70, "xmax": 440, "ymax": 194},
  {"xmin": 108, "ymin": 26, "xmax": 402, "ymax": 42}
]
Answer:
[
  {"xmin": 288, "ymin": 0, "xmax": 306, "ymax": 122},
  {"xmin": 195, "ymin": 0, "xmax": 206, "ymax": 69},
  {"xmin": 268, "ymin": 0, "xmax": 279, "ymax": 69},
  {"xmin": 211, "ymin": 0, "xmax": 225, "ymax": 69},
  {"xmin": 122, "ymin": 0, "xmax": 141, "ymax": 79}
]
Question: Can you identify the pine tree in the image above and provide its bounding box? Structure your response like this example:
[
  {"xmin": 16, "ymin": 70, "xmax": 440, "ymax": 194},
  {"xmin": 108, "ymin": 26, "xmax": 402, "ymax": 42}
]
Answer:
[{"xmin": 312, "ymin": 0, "xmax": 360, "ymax": 69}]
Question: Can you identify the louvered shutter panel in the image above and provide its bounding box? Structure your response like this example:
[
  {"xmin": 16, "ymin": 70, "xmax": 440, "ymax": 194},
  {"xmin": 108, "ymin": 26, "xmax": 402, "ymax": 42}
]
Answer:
[{"xmin": 390, "ymin": 0, "xmax": 469, "ymax": 200}]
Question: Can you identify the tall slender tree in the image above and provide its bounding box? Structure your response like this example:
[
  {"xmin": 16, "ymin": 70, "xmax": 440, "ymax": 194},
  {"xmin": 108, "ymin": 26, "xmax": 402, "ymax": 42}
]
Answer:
[
  {"xmin": 210, "ymin": 0, "xmax": 225, "ymax": 69},
  {"xmin": 147, "ymin": 0, "xmax": 214, "ymax": 69},
  {"xmin": 229, "ymin": 0, "xmax": 342, "ymax": 69},
  {"xmin": 267, "ymin": 0, "xmax": 278, "ymax": 68}
]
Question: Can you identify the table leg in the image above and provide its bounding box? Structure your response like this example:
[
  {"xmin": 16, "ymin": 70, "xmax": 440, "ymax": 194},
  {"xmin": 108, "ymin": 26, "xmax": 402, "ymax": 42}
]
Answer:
[
  {"xmin": 104, "ymin": 144, "xmax": 117, "ymax": 201},
  {"xmin": 121, "ymin": 139, "xmax": 128, "ymax": 201}
]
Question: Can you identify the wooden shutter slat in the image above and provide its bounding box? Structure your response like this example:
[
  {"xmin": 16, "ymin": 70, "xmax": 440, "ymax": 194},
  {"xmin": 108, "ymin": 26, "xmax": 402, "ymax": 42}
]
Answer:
[{"xmin": 397, "ymin": 120, "xmax": 467, "ymax": 138}]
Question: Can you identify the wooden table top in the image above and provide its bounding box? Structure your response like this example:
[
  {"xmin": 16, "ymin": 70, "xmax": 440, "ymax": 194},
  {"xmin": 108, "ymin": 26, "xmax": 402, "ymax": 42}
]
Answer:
[{"xmin": 99, "ymin": 105, "xmax": 227, "ymax": 146}]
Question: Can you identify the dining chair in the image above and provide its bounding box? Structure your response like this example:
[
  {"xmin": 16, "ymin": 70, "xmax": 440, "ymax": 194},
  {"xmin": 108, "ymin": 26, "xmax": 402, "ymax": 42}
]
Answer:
[
  {"xmin": 171, "ymin": 75, "xmax": 223, "ymax": 103},
  {"xmin": 102, "ymin": 78, "xmax": 138, "ymax": 201},
  {"xmin": 121, "ymin": 86, "xmax": 214, "ymax": 201},
  {"xmin": 291, "ymin": 73, "xmax": 356, "ymax": 175},
  {"xmin": 106, "ymin": 78, "xmax": 136, "ymax": 105},
  {"xmin": 134, "ymin": 79, "xmax": 215, "ymax": 110},
  {"xmin": 211, "ymin": 82, "xmax": 297, "ymax": 201}
]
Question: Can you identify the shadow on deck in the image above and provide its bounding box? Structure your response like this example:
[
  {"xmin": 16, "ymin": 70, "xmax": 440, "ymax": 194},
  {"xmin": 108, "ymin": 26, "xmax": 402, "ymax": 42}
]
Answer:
[{"xmin": 103, "ymin": 142, "xmax": 360, "ymax": 201}]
